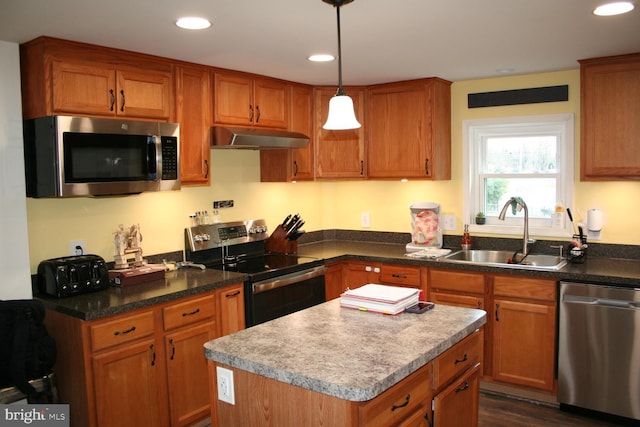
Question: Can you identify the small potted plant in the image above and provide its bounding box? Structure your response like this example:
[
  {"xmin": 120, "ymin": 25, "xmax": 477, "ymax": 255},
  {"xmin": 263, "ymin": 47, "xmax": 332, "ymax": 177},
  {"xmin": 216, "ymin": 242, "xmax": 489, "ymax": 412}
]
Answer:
[{"xmin": 475, "ymin": 211, "xmax": 486, "ymax": 225}]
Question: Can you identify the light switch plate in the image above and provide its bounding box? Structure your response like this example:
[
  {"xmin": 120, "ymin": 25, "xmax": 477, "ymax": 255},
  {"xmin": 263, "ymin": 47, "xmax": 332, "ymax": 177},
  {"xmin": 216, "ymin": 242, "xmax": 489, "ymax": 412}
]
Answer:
[{"xmin": 441, "ymin": 215, "xmax": 456, "ymax": 231}]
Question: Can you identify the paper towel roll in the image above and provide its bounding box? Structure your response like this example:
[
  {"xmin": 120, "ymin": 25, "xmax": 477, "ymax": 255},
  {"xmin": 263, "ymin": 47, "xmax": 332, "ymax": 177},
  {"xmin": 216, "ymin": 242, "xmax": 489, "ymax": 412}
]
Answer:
[{"xmin": 587, "ymin": 209, "xmax": 604, "ymax": 231}]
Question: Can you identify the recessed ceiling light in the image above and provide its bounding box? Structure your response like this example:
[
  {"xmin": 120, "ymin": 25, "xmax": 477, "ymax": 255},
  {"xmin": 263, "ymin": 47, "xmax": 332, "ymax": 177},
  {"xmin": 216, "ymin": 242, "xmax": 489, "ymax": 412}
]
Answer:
[
  {"xmin": 496, "ymin": 68, "xmax": 515, "ymax": 74},
  {"xmin": 176, "ymin": 17, "xmax": 212, "ymax": 30},
  {"xmin": 308, "ymin": 54, "xmax": 335, "ymax": 62},
  {"xmin": 593, "ymin": 1, "xmax": 635, "ymax": 16}
]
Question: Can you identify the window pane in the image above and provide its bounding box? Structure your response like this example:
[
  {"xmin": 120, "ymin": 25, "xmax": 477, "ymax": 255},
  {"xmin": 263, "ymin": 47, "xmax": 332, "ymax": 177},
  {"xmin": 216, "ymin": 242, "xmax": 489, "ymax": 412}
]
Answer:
[
  {"xmin": 485, "ymin": 136, "xmax": 557, "ymax": 173},
  {"xmin": 484, "ymin": 177, "xmax": 556, "ymax": 218}
]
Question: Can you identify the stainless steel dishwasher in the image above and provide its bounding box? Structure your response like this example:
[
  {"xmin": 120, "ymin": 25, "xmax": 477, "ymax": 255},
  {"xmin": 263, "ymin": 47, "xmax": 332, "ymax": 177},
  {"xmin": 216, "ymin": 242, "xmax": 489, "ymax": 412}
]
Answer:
[{"xmin": 558, "ymin": 281, "xmax": 640, "ymax": 422}]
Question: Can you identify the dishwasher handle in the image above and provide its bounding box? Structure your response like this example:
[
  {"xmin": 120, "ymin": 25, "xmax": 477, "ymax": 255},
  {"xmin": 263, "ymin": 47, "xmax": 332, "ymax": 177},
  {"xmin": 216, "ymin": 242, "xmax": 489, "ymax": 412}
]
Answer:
[
  {"xmin": 253, "ymin": 266, "xmax": 327, "ymax": 294},
  {"xmin": 563, "ymin": 294, "xmax": 639, "ymax": 309}
]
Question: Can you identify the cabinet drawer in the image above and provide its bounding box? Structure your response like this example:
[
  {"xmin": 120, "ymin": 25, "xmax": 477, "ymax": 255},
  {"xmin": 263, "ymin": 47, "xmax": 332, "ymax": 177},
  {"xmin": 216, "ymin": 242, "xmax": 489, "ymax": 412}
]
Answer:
[
  {"xmin": 359, "ymin": 363, "xmax": 432, "ymax": 426},
  {"xmin": 430, "ymin": 269, "xmax": 485, "ymax": 294},
  {"xmin": 380, "ymin": 264, "xmax": 421, "ymax": 288},
  {"xmin": 431, "ymin": 292, "xmax": 484, "ymax": 310},
  {"xmin": 433, "ymin": 330, "xmax": 481, "ymax": 391},
  {"xmin": 492, "ymin": 276, "xmax": 556, "ymax": 302},
  {"xmin": 90, "ymin": 310, "xmax": 155, "ymax": 352},
  {"xmin": 163, "ymin": 294, "xmax": 216, "ymax": 331}
]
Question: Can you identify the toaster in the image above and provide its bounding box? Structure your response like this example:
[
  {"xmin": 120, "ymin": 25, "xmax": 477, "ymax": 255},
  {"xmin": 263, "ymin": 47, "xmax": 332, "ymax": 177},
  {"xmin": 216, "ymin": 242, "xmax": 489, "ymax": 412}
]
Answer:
[{"xmin": 37, "ymin": 254, "xmax": 110, "ymax": 298}]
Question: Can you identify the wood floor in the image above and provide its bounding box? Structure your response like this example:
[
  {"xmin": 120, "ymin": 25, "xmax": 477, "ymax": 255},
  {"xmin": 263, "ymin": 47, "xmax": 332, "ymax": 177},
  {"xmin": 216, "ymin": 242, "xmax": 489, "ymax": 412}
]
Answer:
[{"xmin": 479, "ymin": 392, "xmax": 629, "ymax": 427}]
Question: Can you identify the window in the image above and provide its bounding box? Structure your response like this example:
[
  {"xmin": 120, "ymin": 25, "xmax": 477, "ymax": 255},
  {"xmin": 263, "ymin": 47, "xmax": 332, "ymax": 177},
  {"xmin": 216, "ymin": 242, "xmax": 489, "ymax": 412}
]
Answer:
[{"xmin": 463, "ymin": 114, "xmax": 574, "ymax": 238}]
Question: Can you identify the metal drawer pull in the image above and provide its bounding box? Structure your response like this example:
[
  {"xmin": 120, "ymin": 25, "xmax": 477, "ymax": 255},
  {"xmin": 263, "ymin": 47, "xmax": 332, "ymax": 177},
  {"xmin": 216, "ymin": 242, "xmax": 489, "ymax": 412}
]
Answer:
[
  {"xmin": 182, "ymin": 308, "xmax": 200, "ymax": 317},
  {"xmin": 456, "ymin": 381, "xmax": 470, "ymax": 393},
  {"xmin": 114, "ymin": 326, "xmax": 136, "ymax": 336},
  {"xmin": 120, "ymin": 90, "xmax": 125, "ymax": 111},
  {"xmin": 169, "ymin": 338, "xmax": 175, "ymax": 360},
  {"xmin": 454, "ymin": 352, "xmax": 468, "ymax": 364},
  {"xmin": 150, "ymin": 344, "xmax": 156, "ymax": 366},
  {"xmin": 391, "ymin": 274, "xmax": 408, "ymax": 279},
  {"xmin": 226, "ymin": 290, "xmax": 241, "ymax": 298},
  {"xmin": 109, "ymin": 89, "xmax": 115, "ymax": 111},
  {"xmin": 391, "ymin": 394, "xmax": 411, "ymax": 411}
]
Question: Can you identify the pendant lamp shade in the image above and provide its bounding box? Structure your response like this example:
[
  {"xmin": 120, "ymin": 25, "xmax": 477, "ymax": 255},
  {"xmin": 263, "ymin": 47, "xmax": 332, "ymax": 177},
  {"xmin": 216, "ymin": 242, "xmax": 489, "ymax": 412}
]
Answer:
[{"xmin": 322, "ymin": 0, "xmax": 361, "ymax": 130}]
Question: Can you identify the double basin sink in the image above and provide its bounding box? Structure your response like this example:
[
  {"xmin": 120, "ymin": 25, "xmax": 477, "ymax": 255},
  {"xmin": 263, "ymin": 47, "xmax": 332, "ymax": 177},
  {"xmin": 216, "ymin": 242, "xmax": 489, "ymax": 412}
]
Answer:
[{"xmin": 440, "ymin": 249, "xmax": 567, "ymax": 271}]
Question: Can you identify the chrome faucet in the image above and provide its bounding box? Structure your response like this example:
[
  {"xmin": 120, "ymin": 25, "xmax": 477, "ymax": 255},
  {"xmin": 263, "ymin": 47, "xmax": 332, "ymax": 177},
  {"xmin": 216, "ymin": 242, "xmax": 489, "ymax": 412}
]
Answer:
[{"xmin": 498, "ymin": 197, "xmax": 535, "ymax": 262}]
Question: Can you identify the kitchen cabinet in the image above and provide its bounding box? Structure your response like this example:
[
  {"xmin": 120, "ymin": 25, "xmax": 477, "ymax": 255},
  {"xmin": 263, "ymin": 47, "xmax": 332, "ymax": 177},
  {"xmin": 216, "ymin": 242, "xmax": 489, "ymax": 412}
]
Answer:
[
  {"xmin": 20, "ymin": 37, "xmax": 173, "ymax": 120},
  {"xmin": 428, "ymin": 268, "xmax": 556, "ymax": 393},
  {"xmin": 367, "ymin": 78, "xmax": 451, "ymax": 180},
  {"xmin": 580, "ymin": 52, "xmax": 640, "ymax": 180},
  {"xmin": 260, "ymin": 84, "xmax": 315, "ymax": 182},
  {"xmin": 43, "ymin": 283, "xmax": 244, "ymax": 427},
  {"xmin": 491, "ymin": 275, "xmax": 556, "ymax": 392},
  {"xmin": 432, "ymin": 330, "xmax": 482, "ymax": 426},
  {"xmin": 344, "ymin": 261, "xmax": 426, "ymax": 295},
  {"xmin": 175, "ymin": 65, "xmax": 211, "ymax": 185},
  {"xmin": 314, "ymin": 87, "xmax": 367, "ymax": 179},
  {"xmin": 324, "ymin": 261, "xmax": 346, "ymax": 300},
  {"xmin": 213, "ymin": 71, "xmax": 289, "ymax": 129}
]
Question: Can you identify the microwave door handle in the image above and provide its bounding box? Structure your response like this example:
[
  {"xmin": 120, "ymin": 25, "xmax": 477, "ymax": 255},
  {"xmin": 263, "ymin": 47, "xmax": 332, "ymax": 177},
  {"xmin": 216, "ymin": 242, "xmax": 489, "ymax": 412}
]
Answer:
[{"xmin": 147, "ymin": 136, "xmax": 158, "ymax": 178}]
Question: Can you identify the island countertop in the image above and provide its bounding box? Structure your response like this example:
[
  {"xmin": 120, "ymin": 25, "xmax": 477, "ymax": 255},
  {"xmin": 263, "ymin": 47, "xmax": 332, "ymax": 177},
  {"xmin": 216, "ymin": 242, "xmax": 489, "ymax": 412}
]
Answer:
[{"xmin": 204, "ymin": 299, "xmax": 486, "ymax": 402}]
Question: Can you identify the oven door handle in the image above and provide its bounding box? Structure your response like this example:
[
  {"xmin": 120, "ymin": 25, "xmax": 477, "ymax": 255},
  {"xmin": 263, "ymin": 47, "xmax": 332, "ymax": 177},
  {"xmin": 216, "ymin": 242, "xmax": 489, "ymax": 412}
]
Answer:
[{"xmin": 252, "ymin": 266, "xmax": 327, "ymax": 294}]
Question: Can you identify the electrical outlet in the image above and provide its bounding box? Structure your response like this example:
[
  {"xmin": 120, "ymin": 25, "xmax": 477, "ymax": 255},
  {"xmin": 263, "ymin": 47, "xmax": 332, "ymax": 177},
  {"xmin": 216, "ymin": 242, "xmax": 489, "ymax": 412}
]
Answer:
[
  {"xmin": 216, "ymin": 366, "xmax": 235, "ymax": 405},
  {"xmin": 441, "ymin": 215, "xmax": 456, "ymax": 231},
  {"xmin": 361, "ymin": 212, "xmax": 371, "ymax": 228},
  {"xmin": 70, "ymin": 240, "xmax": 86, "ymax": 256}
]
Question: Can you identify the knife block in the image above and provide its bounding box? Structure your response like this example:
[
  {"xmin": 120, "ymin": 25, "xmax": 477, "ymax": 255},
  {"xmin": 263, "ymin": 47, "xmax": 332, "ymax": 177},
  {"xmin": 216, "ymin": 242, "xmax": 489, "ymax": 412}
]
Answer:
[{"xmin": 265, "ymin": 225, "xmax": 298, "ymax": 254}]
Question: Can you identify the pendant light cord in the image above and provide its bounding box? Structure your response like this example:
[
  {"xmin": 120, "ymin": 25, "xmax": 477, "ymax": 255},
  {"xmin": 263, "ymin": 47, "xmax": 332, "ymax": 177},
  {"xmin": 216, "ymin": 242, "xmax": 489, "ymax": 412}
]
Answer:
[{"xmin": 335, "ymin": 5, "xmax": 346, "ymax": 96}]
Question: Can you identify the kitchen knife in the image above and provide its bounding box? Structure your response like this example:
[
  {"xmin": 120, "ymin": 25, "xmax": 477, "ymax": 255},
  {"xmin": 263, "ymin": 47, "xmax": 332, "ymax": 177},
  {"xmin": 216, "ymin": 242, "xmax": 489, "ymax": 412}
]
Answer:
[
  {"xmin": 566, "ymin": 208, "xmax": 577, "ymax": 234},
  {"xmin": 281, "ymin": 214, "xmax": 292, "ymax": 227},
  {"xmin": 285, "ymin": 214, "xmax": 300, "ymax": 232},
  {"xmin": 288, "ymin": 219, "xmax": 305, "ymax": 236}
]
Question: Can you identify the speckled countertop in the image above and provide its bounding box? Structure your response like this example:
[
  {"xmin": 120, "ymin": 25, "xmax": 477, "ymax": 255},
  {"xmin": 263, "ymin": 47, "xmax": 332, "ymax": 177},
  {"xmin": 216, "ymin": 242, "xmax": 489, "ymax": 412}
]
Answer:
[
  {"xmin": 205, "ymin": 299, "xmax": 486, "ymax": 402},
  {"xmin": 298, "ymin": 240, "xmax": 640, "ymax": 287},
  {"xmin": 36, "ymin": 268, "xmax": 247, "ymax": 320}
]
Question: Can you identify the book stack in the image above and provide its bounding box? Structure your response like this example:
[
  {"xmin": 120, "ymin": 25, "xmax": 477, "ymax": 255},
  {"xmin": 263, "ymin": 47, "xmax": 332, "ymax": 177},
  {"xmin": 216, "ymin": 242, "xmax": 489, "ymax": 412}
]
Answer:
[{"xmin": 340, "ymin": 284, "xmax": 421, "ymax": 315}]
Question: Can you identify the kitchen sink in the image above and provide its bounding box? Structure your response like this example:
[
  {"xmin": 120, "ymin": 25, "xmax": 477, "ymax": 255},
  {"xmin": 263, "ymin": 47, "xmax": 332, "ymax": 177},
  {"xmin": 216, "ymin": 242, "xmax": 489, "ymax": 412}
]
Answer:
[{"xmin": 440, "ymin": 250, "xmax": 567, "ymax": 271}]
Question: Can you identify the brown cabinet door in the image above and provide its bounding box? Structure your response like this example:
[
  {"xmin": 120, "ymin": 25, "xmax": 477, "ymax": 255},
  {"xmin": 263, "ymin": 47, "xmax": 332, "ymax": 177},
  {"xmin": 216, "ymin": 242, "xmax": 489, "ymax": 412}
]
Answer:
[
  {"xmin": 581, "ymin": 53, "xmax": 640, "ymax": 179},
  {"xmin": 51, "ymin": 60, "xmax": 117, "ymax": 116},
  {"xmin": 253, "ymin": 77, "xmax": 288, "ymax": 129},
  {"xmin": 176, "ymin": 65, "xmax": 211, "ymax": 184},
  {"xmin": 214, "ymin": 72, "xmax": 253, "ymax": 125},
  {"xmin": 92, "ymin": 338, "xmax": 168, "ymax": 427},
  {"xmin": 165, "ymin": 323, "xmax": 216, "ymax": 426},
  {"xmin": 367, "ymin": 81, "xmax": 431, "ymax": 178},
  {"xmin": 344, "ymin": 261, "xmax": 380, "ymax": 289},
  {"xmin": 290, "ymin": 84, "xmax": 314, "ymax": 180},
  {"xmin": 324, "ymin": 262, "xmax": 345, "ymax": 301},
  {"xmin": 116, "ymin": 68, "xmax": 172, "ymax": 119},
  {"xmin": 492, "ymin": 298, "xmax": 556, "ymax": 391},
  {"xmin": 314, "ymin": 87, "xmax": 366, "ymax": 179},
  {"xmin": 218, "ymin": 284, "xmax": 245, "ymax": 336},
  {"xmin": 433, "ymin": 363, "xmax": 480, "ymax": 427}
]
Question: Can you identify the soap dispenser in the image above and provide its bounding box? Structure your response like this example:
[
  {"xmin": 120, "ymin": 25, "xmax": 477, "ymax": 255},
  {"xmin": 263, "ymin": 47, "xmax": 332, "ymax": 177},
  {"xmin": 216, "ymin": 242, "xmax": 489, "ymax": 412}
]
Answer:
[{"xmin": 461, "ymin": 224, "xmax": 472, "ymax": 251}]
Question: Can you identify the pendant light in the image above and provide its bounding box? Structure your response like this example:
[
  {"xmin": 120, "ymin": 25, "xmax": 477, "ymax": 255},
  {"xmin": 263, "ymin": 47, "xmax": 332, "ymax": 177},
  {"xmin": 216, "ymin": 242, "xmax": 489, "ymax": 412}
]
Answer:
[{"xmin": 322, "ymin": 0, "xmax": 361, "ymax": 130}]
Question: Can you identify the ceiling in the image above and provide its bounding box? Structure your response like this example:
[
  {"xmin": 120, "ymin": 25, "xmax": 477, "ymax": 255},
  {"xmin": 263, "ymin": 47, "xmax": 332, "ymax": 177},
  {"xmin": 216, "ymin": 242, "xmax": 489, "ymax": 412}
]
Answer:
[{"xmin": 1, "ymin": 0, "xmax": 639, "ymax": 85}]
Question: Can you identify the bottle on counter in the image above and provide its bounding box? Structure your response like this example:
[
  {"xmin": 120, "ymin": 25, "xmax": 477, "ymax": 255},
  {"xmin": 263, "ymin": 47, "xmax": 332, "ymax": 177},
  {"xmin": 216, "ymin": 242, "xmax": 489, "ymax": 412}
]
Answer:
[
  {"xmin": 461, "ymin": 224, "xmax": 472, "ymax": 251},
  {"xmin": 553, "ymin": 203, "xmax": 565, "ymax": 228}
]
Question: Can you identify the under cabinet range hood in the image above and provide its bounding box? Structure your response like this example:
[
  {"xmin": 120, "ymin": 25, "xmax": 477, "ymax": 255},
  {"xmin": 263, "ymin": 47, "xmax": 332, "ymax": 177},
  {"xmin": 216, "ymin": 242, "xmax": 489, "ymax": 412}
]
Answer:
[{"xmin": 211, "ymin": 126, "xmax": 309, "ymax": 149}]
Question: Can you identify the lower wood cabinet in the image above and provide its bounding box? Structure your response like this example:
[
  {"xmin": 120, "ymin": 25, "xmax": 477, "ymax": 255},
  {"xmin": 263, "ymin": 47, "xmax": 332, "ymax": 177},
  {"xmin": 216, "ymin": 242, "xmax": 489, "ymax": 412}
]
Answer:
[
  {"xmin": 343, "ymin": 261, "xmax": 427, "ymax": 295},
  {"xmin": 432, "ymin": 363, "xmax": 481, "ymax": 427},
  {"xmin": 44, "ymin": 283, "xmax": 244, "ymax": 427}
]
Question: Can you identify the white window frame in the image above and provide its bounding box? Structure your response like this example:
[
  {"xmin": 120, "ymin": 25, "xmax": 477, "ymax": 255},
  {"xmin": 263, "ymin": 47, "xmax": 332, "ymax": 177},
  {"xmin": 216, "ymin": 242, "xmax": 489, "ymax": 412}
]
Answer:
[{"xmin": 462, "ymin": 113, "xmax": 574, "ymax": 238}]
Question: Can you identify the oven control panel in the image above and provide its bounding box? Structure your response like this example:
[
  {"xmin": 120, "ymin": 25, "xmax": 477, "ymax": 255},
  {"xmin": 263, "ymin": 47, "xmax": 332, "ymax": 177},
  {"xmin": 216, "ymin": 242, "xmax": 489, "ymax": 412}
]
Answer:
[{"xmin": 186, "ymin": 219, "xmax": 268, "ymax": 251}]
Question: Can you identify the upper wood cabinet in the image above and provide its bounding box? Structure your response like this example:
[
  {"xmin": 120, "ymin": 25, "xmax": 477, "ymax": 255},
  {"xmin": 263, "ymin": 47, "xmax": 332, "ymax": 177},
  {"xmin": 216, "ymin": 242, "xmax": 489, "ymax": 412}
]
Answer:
[
  {"xmin": 20, "ymin": 37, "xmax": 173, "ymax": 120},
  {"xmin": 314, "ymin": 87, "xmax": 367, "ymax": 179},
  {"xmin": 367, "ymin": 78, "xmax": 451, "ymax": 180},
  {"xmin": 580, "ymin": 52, "xmax": 640, "ymax": 180},
  {"xmin": 260, "ymin": 84, "xmax": 315, "ymax": 182},
  {"xmin": 213, "ymin": 72, "xmax": 289, "ymax": 129},
  {"xmin": 176, "ymin": 65, "xmax": 211, "ymax": 185}
]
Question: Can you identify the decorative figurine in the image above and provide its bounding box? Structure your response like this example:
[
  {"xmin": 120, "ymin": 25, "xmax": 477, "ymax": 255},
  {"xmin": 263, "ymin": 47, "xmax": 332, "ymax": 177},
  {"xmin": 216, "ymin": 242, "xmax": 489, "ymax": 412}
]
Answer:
[{"xmin": 113, "ymin": 223, "xmax": 144, "ymax": 269}]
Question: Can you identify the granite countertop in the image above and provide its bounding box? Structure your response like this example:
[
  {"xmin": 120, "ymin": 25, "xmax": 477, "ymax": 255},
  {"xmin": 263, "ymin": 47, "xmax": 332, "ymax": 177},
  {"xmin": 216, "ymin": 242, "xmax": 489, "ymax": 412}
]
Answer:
[
  {"xmin": 37, "ymin": 268, "xmax": 247, "ymax": 320},
  {"xmin": 204, "ymin": 299, "xmax": 486, "ymax": 402},
  {"xmin": 298, "ymin": 240, "xmax": 640, "ymax": 287}
]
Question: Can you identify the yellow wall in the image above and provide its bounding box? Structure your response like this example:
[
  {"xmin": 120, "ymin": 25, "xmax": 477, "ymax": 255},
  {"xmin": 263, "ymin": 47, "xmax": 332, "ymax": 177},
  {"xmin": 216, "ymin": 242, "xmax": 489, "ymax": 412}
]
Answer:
[{"xmin": 25, "ymin": 69, "xmax": 640, "ymax": 271}]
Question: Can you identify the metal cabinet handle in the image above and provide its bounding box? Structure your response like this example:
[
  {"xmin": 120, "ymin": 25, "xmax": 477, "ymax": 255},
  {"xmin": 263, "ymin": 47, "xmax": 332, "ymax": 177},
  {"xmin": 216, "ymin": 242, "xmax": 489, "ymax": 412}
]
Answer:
[
  {"xmin": 255, "ymin": 105, "xmax": 261, "ymax": 123},
  {"xmin": 495, "ymin": 303, "xmax": 500, "ymax": 321},
  {"xmin": 425, "ymin": 158, "xmax": 429, "ymax": 175},
  {"xmin": 293, "ymin": 160, "xmax": 298, "ymax": 177},
  {"xmin": 182, "ymin": 308, "xmax": 200, "ymax": 317},
  {"xmin": 225, "ymin": 290, "xmax": 241, "ymax": 298},
  {"xmin": 109, "ymin": 89, "xmax": 115, "ymax": 111},
  {"xmin": 360, "ymin": 160, "xmax": 364, "ymax": 175},
  {"xmin": 169, "ymin": 338, "xmax": 175, "ymax": 361},
  {"xmin": 455, "ymin": 381, "xmax": 470, "ymax": 393},
  {"xmin": 391, "ymin": 274, "xmax": 408, "ymax": 279},
  {"xmin": 249, "ymin": 105, "xmax": 254, "ymax": 122},
  {"xmin": 454, "ymin": 352, "xmax": 468, "ymax": 364},
  {"xmin": 120, "ymin": 90, "xmax": 125, "ymax": 112},
  {"xmin": 114, "ymin": 326, "xmax": 136, "ymax": 336},
  {"xmin": 150, "ymin": 344, "xmax": 156, "ymax": 366},
  {"xmin": 391, "ymin": 394, "xmax": 411, "ymax": 411},
  {"xmin": 204, "ymin": 159, "xmax": 209, "ymax": 179}
]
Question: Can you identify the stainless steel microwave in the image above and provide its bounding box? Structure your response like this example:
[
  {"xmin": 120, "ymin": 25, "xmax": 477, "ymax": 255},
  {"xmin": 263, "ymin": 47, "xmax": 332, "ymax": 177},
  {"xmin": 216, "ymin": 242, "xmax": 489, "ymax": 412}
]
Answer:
[{"xmin": 23, "ymin": 116, "xmax": 180, "ymax": 198}]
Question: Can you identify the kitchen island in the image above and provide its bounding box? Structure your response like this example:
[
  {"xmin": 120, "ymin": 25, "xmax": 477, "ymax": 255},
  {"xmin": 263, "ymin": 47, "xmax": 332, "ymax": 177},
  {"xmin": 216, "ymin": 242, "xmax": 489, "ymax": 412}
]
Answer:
[{"xmin": 205, "ymin": 299, "xmax": 486, "ymax": 426}]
